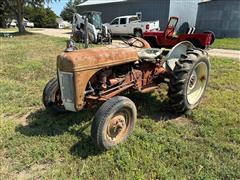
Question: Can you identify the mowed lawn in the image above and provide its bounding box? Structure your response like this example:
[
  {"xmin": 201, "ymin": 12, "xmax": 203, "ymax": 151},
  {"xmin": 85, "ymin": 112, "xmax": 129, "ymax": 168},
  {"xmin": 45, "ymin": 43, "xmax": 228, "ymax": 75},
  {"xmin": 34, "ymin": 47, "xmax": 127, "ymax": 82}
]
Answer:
[
  {"xmin": 0, "ymin": 34, "xmax": 240, "ymax": 179},
  {"xmin": 211, "ymin": 38, "xmax": 240, "ymax": 50}
]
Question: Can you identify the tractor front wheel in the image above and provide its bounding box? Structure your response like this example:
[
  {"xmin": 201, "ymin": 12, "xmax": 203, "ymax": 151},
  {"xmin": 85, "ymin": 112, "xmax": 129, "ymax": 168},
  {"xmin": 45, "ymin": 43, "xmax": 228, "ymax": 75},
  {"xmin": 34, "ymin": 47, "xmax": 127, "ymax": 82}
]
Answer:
[
  {"xmin": 91, "ymin": 96, "xmax": 137, "ymax": 150},
  {"xmin": 42, "ymin": 77, "xmax": 67, "ymax": 114},
  {"xmin": 168, "ymin": 49, "xmax": 210, "ymax": 113}
]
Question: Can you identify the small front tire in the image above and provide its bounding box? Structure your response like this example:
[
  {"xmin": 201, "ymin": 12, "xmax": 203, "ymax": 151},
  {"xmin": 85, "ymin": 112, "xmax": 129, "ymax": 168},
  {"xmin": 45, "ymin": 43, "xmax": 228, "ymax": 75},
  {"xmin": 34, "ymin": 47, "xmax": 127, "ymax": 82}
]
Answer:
[
  {"xmin": 91, "ymin": 96, "xmax": 137, "ymax": 150},
  {"xmin": 42, "ymin": 77, "xmax": 67, "ymax": 114}
]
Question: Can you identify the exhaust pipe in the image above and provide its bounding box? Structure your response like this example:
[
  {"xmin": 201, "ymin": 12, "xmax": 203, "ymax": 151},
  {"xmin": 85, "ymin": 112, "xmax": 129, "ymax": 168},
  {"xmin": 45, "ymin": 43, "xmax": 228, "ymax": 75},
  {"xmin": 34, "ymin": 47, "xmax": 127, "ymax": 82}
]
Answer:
[{"xmin": 84, "ymin": 17, "xmax": 89, "ymax": 48}]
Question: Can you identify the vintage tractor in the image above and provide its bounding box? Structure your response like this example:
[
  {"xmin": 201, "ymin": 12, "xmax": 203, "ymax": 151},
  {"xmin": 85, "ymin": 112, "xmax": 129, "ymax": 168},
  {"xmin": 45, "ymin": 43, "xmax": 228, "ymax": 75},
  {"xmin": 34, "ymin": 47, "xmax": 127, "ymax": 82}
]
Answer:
[
  {"xmin": 143, "ymin": 16, "xmax": 215, "ymax": 49},
  {"xmin": 43, "ymin": 37, "xmax": 210, "ymax": 150}
]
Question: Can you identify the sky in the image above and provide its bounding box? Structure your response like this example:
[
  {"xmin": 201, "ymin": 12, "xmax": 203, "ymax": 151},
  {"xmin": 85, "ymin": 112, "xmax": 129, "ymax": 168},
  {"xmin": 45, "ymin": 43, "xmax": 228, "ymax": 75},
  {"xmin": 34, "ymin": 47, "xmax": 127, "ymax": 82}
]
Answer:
[
  {"xmin": 47, "ymin": 0, "xmax": 115, "ymax": 16},
  {"xmin": 47, "ymin": 0, "xmax": 68, "ymax": 16}
]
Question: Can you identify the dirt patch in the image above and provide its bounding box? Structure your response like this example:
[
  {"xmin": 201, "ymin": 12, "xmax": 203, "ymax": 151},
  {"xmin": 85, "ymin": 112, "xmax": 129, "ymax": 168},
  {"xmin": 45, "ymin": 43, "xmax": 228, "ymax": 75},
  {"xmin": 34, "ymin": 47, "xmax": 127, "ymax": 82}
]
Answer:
[
  {"xmin": 16, "ymin": 112, "xmax": 32, "ymax": 126},
  {"xmin": 14, "ymin": 163, "xmax": 50, "ymax": 179},
  {"xmin": 148, "ymin": 111, "xmax": 192, "ymax": 126},
  {"xmin": 1, "ymin": 113, "xmax": 30, "ymax": 126},
  {"xmin": 1, "ymin": 107, "xmax": 44, "ymax": 126},
  {"xmin": 170, "ymin": 116, "xmax": 193, "ymax": 127}
]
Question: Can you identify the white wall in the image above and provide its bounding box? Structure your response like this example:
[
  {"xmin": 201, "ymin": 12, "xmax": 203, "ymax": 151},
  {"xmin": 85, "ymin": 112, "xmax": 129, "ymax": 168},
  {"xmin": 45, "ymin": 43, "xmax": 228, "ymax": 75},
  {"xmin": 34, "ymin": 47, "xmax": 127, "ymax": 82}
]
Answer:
[{"xmin": 169, "ymin": 0, "xmax": 201, "ymax": 29}]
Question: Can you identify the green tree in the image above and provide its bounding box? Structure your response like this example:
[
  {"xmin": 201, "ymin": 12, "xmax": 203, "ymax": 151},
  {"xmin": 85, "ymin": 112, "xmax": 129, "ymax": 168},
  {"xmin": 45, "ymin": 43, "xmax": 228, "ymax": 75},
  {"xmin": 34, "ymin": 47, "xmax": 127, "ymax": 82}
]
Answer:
[
  {"xmin": 2, "ymin": 0, "xmax": 59, "ymax": 33},
  {"xmin": 24, "ymin": 6, "xmax": 57, "ymax": 28},
  {"xmin": 0, "ymin": 1, "xmax": 11, "ymax": 28},
  {"xmin": 60, "ymin": 0, "xmax": 81, "ymax": 22}
]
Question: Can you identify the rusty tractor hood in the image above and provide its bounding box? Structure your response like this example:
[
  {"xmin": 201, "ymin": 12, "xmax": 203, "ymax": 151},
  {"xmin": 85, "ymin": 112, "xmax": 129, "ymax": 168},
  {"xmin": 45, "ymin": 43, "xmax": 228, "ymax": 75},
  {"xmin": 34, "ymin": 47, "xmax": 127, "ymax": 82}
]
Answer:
[
  {"xmin": 57, "ymin": 47, "xmax": 142, "ymax": 72},
  {"xmin": 57, "ymin": 37, "xmax": 151, "ymax": 72},
  {"xmin": 56, "ymin": 38, "xmax": 151, "ymax": 111}
]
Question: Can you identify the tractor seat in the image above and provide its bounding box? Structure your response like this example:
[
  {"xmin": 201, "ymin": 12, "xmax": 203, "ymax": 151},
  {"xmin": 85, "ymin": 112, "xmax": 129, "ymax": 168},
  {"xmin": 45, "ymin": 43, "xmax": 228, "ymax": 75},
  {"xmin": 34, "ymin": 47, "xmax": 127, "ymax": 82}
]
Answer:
[{"xmin": 138, "ymin": 48, "xmax": 163, "ymax": 63}]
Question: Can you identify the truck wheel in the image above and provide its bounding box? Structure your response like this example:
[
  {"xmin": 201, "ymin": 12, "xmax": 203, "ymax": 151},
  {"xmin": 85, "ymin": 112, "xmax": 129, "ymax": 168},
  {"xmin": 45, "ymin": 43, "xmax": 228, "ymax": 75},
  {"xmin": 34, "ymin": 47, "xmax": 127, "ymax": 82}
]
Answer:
[
  {"xmin": 134, "ymin": 29, "xmax": 143, "ymax": 37},
  {"xmin": 42, "ymin": 77, "xmax": 67, "ymax": 114},
  {"xmin": 168, "ymin": 49, "xmax": 210, "ymax": 113},
  {"xmin": 91, "ymin": 96, "xmax": 137, "ymax": 150}
]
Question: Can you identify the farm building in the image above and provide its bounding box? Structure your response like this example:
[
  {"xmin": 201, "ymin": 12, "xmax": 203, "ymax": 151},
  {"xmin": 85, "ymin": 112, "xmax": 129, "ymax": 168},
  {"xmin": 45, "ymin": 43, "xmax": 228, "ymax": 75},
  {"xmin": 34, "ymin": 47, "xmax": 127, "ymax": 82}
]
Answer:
[
  {"xmin": 196, "ymin": 0, "xmax": 240, "ymax": 38},
  {"xmin": 77, "ymin": 0, "xmax": 200, "ymax": 30}
]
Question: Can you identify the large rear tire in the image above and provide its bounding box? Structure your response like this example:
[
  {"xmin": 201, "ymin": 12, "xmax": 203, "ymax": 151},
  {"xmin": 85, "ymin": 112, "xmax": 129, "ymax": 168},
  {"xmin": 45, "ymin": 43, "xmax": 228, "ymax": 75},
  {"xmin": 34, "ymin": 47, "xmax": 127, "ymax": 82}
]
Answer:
[
  {"xmin": 91, "ymin": 96, "xmax": 137, "ymax": 150},
  {"xmin": 42, "ymin": 77, "xmax": 67, "ymax": 114},
  {"xmin": 168, "ymin": 49, "xmax": 210, "ymax": 113}
]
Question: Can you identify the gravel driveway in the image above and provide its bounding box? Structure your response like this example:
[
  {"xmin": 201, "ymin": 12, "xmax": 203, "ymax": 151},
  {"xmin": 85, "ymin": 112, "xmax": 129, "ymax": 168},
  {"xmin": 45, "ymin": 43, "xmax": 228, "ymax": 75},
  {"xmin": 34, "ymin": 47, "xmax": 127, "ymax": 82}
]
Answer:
[
  {"xmin": 208, "ymin": 48, "xmax": 240, "ymax": 60},
  {"xmin": 31, "ymin": 28, "xmax": 72, "ymax": 38},
  {"xmin": 32, "ymin": 28, "xmax": 240, "ymax": 60}
]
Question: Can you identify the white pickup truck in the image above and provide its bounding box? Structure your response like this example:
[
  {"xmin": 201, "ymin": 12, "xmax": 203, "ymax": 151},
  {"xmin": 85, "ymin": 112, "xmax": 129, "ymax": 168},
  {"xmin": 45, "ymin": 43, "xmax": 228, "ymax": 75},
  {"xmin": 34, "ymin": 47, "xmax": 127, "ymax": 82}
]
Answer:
[
  {"xmin": 105, "ymin": 15, "xmax": 159, "ymax": 37},
  {"xmin": 23, "ymin": 18, "xmax": 34, "ymax": 28}
]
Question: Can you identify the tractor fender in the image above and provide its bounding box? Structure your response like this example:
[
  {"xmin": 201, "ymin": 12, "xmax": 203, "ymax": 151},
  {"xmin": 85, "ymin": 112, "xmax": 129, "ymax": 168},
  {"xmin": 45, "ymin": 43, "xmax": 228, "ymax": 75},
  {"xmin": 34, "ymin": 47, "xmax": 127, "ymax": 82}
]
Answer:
[
  {"xmin": 185, "ymin": 38, "xmax": 202, "ymax": 49},
  {"xmin": 163, "ymin": 41, "xmax": 194, "ymax": 71},
  {"xmin": 204, "ymin": 31, "xmax": 215, "ymax": 45}
]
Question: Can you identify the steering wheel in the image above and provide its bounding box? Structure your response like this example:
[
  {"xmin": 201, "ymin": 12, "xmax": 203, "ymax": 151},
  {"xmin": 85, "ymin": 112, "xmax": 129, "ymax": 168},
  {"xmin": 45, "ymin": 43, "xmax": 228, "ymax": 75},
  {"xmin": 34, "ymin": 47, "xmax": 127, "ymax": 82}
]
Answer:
[{"xmin": 120, "ymin": 36, "xmax": 145, "ymax": 48}]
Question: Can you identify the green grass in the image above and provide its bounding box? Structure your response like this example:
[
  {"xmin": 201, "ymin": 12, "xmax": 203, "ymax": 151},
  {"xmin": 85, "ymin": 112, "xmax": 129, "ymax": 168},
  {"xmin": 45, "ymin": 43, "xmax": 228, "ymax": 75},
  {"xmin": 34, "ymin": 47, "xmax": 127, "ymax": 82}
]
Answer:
[
  {"xmin": 211, "ymin": 38, "xmax": 240, "ymax": 50},
  {"xmin": 0, "ymin": 27, "xmax": 18, "ymax": 33},
  {"xmin": 0, "ymin": 34, "xmax": 240, "ymax": 179}
]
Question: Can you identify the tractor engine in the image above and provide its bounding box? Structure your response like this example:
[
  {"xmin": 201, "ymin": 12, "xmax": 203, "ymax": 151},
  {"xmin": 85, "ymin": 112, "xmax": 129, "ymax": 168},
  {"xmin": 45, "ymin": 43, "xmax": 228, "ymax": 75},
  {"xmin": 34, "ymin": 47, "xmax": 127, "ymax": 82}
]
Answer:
[{"xmin": 85, "ymin": 60, "xmax": 166, "ymax": 103}]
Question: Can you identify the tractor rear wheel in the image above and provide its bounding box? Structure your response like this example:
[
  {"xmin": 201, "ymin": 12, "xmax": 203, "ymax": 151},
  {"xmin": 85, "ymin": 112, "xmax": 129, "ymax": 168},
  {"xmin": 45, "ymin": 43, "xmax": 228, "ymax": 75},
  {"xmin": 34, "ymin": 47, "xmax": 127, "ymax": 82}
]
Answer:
[
  {"xmin": 168, "ymin": 49, "xmax": 210, "ymax": 113},
  {"xmin": 91, "ymin": 96, "xmax": 137, "ymax": 150},
  {"xmin": 43, "ymin": 77, "xmax": 67, "ymax": 114}
]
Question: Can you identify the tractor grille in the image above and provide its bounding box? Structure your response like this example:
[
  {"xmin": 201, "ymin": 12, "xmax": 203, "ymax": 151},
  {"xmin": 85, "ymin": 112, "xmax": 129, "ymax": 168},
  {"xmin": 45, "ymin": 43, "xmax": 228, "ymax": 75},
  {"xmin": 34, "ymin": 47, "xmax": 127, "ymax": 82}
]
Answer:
[{"xmin": 58, "ymin": 70, "xmax": 76, "ymax": 111}]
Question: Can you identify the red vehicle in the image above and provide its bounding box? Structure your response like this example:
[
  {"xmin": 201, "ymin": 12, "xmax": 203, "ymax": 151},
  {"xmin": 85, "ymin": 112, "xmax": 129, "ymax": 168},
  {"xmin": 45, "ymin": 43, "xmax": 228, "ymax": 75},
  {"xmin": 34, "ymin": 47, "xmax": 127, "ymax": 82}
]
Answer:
[{"xmin": 143, "ymin": 16, "xmax": 215, "ymax": 49}]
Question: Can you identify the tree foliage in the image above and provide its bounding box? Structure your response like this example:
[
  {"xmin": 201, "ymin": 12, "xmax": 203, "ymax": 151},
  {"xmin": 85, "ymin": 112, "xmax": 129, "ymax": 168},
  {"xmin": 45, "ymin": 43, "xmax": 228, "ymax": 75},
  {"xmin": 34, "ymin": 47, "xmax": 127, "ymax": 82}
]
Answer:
[
  {"xmin": 60, "ymin": 0, "xmax": 81, "ymax": 22},
  {"xmin": 0, "ymin": 1, "xmax": 12, "ymax": 28},
  {"xmin": 24, "ymin": 6, "xmax": 58, "ymax": 28},
  {"xmin": 2, "ymin": 0, "xmax": 58, "ymax": 33}
]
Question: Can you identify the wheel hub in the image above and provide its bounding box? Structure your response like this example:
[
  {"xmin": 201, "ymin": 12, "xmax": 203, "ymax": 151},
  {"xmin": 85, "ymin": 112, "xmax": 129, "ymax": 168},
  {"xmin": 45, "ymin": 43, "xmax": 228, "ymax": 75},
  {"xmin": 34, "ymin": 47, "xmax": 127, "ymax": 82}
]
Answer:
[
  {"xmin": 188, "ymin": 71, "xmax": 198, "ymax": 90},
  {"xmin": 187, "ymin": 62, "xmax": 208, "ymax": 105},
  {"xmin": 107, "ymin": 114, "xmax": 127, "ymax": 141}
]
